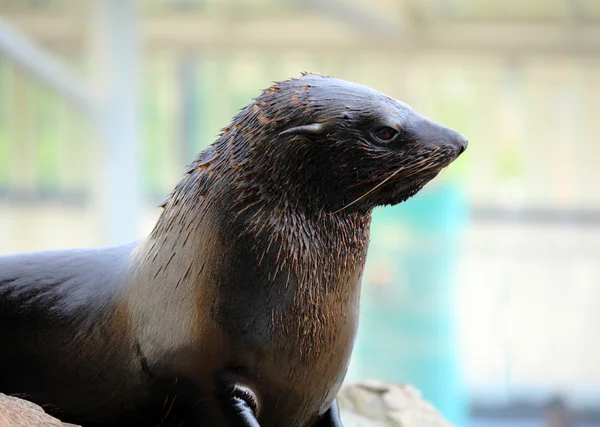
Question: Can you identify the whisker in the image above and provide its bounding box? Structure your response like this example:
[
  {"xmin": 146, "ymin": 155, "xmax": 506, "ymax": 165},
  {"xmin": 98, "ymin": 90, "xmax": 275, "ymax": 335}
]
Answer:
[
  {"xmin": 344, "ymin": 157, "xmax": 436, "ymax": 190},
  {"xmin": 333, "ymin": 149, "xmax": 443, "ymax": 214},
  {"xmin": 332, "ymin": 168, "xmax": 406, "ymax": 214}
]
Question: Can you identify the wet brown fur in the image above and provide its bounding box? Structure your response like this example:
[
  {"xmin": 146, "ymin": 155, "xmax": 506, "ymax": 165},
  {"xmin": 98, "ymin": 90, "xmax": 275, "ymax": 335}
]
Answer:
[{"xmin": 125, "ymin": 73, "xmax": 466, "ymax": 426}]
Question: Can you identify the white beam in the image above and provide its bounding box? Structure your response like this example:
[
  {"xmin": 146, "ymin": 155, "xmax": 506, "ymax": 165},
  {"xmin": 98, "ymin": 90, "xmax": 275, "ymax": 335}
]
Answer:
[
  {"xmin": 403, "ymin": 0, "xmax": 456, "ymax": 21},
  {"xmin": 566, "ymin": 0, "xmax": 588, "ymax": 23},
  {"xmin": 141, "ymin": 18, "xmax": 600, "ymax": 56},
  {"xmin": 3, "ymin": 11, "xmax": 600, "ymax": 55},
  {"xmin": 282, "ymin": 0, "xmax": 406, "ymax": 37},
  {"xmin": 0, "ymin": 16, "xmax": 97, "ymax": 116}
]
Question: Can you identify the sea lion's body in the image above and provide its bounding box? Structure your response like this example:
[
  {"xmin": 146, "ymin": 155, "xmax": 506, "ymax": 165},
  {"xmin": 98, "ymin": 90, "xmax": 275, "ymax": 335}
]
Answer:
[
  {"xmin": 0, "ymin": 245, "xmax": 164, "ymax": 423},
  {"xmin": 0, "ymin": 205, "xmax": 367, "ymax": 427},
  {"xmin": 0, "ymin": 244, "xmax": 151, "ymax": 425},
  {"xmin": 0, "ymin": 74, "xmax": 467, "ymax": 426}
]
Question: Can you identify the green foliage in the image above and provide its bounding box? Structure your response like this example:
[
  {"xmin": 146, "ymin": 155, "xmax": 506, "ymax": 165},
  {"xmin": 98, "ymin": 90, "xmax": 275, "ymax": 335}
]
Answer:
[
  {"xmin": 32, "ymin": 83, "xmax": 61, "ymax": 193},
  {"xmin": 140, "ymin": 57, "xmax": 174, "ymax": 200}
]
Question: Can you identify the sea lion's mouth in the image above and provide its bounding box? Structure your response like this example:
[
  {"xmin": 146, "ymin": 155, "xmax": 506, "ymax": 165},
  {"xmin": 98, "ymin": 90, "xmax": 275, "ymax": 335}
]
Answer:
[
  {"xmin": 386, "ymin": 148, "xmax": 461, "ymax": 201},
  {"xmin": 334, "ymin": 146, "xmax": 462, "ymax": 213}
]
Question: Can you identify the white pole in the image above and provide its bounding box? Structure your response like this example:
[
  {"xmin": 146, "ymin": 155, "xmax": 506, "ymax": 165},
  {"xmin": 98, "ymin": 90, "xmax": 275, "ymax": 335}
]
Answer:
[{"xmin": 89, "ymin": 0, "xmax": 142, "ymax": 245}]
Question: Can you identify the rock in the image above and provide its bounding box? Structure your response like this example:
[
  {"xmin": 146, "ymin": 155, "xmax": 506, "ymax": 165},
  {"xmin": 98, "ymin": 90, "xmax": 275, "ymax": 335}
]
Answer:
[
  {"xmin": 0, "ymin": 394, "xmax": 80, "ymax": 427},
  {"xmin": 338, "ymin": 382, "xmax": 453, "ymax": 427},
  {"xmin": 0, "ymin": 383, "xmax": 449, "ymax": 427}
]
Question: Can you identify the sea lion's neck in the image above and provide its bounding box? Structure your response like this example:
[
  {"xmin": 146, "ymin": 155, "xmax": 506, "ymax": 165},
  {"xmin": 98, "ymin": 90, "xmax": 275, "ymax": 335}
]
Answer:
[
  {"xmin": 147, "ymin": 133, "xmax": 372, "ymax": 262},
  {"xmin": 145, "ymin": 167, "xmax": 372, "ymax": 281},
  {"xmin": 136, "ymin": 138, "xmax": 373, "ymax": 297},
  {"xmin": 127, "ymin": 135, "xmax": 372, "ymax": 368},
  {"xmin": 146, "ymin": 167, "xmax": 371, "ymax": 358}
]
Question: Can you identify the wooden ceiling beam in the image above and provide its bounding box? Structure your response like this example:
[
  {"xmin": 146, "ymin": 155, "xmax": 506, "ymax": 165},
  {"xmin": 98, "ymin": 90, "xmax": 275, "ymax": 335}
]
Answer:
[{"xmin": 3, "ymin": 11, "xmax": 600, "ymax": 56}]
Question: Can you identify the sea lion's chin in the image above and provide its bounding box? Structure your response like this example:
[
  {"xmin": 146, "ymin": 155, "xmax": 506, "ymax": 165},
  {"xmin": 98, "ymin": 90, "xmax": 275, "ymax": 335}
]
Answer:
[
  {"xmin": 373, "ymin": 172, "xmax": 441, "ymax": 208},
  {"xmin": 384, "ymin": 150, "xmax": 465, "ymax": 207}
]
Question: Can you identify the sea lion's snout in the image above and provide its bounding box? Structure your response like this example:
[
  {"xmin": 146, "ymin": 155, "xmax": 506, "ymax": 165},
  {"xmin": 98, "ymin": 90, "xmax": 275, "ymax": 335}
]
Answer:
[
  {"xmin": 407, "ymin": 113, "xmax": 468, "ymax": 158},
  {"xmin": 456, "ymin": 133, "xmax": 468, "ymax": 155}
]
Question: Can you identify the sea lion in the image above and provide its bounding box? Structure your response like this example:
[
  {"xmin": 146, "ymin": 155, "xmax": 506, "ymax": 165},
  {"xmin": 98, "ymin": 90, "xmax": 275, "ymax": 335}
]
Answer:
[{"xmin": 0, "ymin": 73, "xmax": 467, "ymax": 427}]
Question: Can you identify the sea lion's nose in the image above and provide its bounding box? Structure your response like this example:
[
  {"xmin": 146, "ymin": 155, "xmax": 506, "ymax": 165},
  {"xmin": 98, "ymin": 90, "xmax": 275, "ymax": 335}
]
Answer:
[
  {"xmin": 409, "ymin": 113, "xmax": 468, "ymax": 155},
  {"xmin": 456, "ymin": 133, "xmax": 468, "ymax": 155}
]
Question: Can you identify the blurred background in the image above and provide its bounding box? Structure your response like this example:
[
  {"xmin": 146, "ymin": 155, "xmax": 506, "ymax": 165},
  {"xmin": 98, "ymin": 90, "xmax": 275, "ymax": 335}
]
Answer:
[{"xmin": 1, "ymin": 0, "xmax": 599, "ymax": 426}]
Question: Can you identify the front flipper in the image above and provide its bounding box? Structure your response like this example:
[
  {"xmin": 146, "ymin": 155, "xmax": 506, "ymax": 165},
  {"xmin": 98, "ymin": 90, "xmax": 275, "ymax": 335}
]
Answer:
[
  {"xmin": 314, "ymin": 399, "xmax": 343, "ymax": 427},
  {"xmin": 219, "ymin": 385, "xmax": 261, "ymax": 427}
]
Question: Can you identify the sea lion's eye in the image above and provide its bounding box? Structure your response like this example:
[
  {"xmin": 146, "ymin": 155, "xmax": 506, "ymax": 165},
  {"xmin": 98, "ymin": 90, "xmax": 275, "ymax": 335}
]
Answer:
[{"xmin": 372, "ymin": 127, "xmax": 398, "ymax": 142}]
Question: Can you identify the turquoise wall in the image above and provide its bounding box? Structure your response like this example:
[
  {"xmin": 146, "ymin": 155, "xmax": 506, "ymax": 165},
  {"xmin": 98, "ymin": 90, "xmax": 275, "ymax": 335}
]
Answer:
[{"xmin": 347, "ymin": 183, "xmax": 469, "ymax": 426}]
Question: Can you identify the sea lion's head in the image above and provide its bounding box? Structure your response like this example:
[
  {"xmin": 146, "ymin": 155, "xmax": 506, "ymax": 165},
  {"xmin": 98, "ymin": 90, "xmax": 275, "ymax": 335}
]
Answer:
[{"xmin": 218, "ymin": 73, "xmax": 467, "ymax": 214}]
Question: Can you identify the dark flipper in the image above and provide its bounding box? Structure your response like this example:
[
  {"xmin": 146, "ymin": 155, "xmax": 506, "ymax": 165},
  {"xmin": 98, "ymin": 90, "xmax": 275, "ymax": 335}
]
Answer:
[
  {"xmin": 314, "ymin": 399, "xmax": 343, "ymax": 427},
  {"xmin": 221, "ymin": 395, "xmax": 261, "ymax": 427},
  {"xmin": 214, "ymin": 384, "xmax": 260, "ymax": 427}
]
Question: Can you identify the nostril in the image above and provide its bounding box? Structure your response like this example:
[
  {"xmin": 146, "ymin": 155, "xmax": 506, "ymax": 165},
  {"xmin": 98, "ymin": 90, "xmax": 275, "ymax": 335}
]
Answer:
[{"xmin": 457, "ymin": 134, "xmax": 468, "ymax": 155}]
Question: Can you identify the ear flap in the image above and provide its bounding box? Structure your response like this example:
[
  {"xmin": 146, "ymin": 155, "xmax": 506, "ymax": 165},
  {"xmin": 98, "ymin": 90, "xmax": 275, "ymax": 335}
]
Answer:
[{"xmin": 278, "ymin": 123, "xmax": 327, "ymax": 138}]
